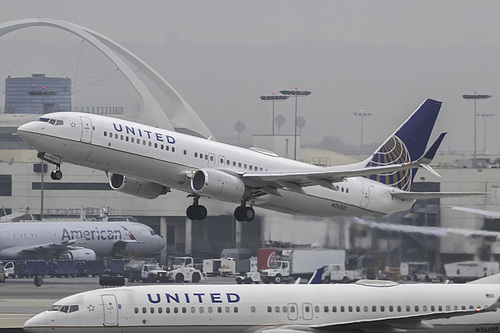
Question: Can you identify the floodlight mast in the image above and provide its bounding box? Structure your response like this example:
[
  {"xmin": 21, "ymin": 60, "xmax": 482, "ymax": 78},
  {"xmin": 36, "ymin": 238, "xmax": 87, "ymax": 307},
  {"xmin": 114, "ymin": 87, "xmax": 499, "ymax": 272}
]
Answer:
[
  {"xmin": 280, "ymin": 87, "xmax": 311, "ymax": 160},
  {"xmin": 477, "ymin": 110, "xmax": 495, "ymax": 152},
  {"xmin": 260, "ymin": 93, "xmax": 289, "ymax": 135},
  {"xmin": 462, "ymin": 93, "xmax": 492, "ymax": 167},
  {"xmin": 353, "ymin": 110, "xmax": 372, "ymax": 151}
]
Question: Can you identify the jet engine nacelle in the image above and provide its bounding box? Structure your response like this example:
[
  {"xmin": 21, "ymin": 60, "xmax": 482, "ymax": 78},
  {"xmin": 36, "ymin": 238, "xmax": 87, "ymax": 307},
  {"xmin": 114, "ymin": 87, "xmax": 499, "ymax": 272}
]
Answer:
[
  {"xmin": 191, "ymin": 169, "xmax": 245, "ymax": 202},
  {"xmin": 109, "ymin": 173, "xmax": 169, "ymax": 199},
  {"xmin": 65, "ymin": 248, "xmax": 97, "ymax": 261}
]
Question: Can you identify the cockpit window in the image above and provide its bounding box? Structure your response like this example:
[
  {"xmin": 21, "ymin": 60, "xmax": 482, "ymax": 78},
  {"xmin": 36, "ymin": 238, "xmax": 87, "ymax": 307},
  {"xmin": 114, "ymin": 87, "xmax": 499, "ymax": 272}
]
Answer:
[
  {"xmin": 37, "ymin": 117, "xmax": 64, "ymax": 126},
  {"xmin": 48, "ymin": 304, "xmax": 79, "ymax": 313}
]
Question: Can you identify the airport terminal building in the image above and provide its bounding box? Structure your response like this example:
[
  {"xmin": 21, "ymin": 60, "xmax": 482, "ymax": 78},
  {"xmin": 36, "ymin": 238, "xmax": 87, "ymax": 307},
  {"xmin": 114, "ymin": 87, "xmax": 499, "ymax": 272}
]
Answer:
[{"xmin": 1, "ymin": 108, "xmax": 500, "ymax": 274}]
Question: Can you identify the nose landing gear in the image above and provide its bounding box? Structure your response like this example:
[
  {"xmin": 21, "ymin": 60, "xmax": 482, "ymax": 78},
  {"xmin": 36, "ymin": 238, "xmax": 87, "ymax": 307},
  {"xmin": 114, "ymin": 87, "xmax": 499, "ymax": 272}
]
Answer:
[{"xmin": 50, "ymin": 166, "xmax": 63, "ymax": 180}]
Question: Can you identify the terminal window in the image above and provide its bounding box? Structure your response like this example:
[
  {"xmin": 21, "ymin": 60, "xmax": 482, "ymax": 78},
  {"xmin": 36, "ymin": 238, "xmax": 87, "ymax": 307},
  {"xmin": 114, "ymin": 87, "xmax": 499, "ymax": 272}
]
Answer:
[{"xmin": 0, "ymin": 175, "xmax": 12, "ymax": 196}]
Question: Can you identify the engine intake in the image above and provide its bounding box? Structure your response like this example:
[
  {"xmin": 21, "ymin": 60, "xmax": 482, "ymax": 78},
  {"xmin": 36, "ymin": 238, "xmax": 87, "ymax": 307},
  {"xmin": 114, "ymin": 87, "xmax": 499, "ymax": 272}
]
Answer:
[
  {"xmin": 65, "ymin": 248, "xmax": 96, "ymax": 261},
  {"xmin": 191, "ymin": 169, "xmax": 245, "ymax": 202},
  {"xmin": 109, "ymin": 174, "xmax": 169, "ymax": 199}
]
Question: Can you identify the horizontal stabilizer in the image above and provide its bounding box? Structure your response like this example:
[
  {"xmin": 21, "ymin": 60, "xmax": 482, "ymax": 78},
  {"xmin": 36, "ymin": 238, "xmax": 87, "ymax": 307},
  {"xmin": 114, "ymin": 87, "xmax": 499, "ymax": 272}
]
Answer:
[{"xmin": 391, "ymin": 191, "xmax": 487, "ymax": 201}]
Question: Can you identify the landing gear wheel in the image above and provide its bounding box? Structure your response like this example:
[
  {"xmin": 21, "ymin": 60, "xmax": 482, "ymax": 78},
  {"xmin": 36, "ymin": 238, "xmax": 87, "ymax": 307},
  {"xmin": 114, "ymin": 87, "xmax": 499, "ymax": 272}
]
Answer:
[
  {"xmin": 186, "ymin": 205, "xmax": 196, "ymax": 220},
  {"xmin": 234, "ymin": 206, "xmax": 255, "ymax": 222},
  {"xmin": 195, "ymin": 205, "xmax": 207, "ymax": 220},
  {"xmin": 186, "ymin": 204, "xmax": 207, "ymax": 220},
  {"xmin": 50, "ymin": 169, "xmax": 62, "ymax": 180}
]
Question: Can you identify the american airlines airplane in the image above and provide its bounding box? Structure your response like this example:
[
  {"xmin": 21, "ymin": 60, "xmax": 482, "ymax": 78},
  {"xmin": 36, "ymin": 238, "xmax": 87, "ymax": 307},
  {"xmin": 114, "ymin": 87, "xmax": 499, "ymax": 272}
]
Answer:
[
  {"xmin": 16, "ymin": 99, "xmax": 480, "ymax": 221},
  {"xmin": 23, "ymin": 274, "xmax": 500, "ymax": 332},
  {"xmin": 0, "ymin": 221, "xmax": 165, "ymax": 260}
]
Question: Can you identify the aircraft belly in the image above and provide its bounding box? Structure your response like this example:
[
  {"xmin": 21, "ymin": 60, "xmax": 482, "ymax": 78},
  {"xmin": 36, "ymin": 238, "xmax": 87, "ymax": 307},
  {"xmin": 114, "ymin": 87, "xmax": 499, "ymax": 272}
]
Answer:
[{"xmin": 259, "ymin": 187, "xmax": 375, "ymax": 217}]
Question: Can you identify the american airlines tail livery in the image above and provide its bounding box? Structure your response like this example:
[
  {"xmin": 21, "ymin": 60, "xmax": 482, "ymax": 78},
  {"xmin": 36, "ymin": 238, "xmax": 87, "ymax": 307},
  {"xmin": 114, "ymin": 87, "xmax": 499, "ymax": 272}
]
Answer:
[
  {"xmin": 24, "ymin": 274, "xmax": 500, "ymax": 332},
  {"xmin": 0, "ymin": 221, "xmax": 165, "ymax": 260},
  {"xmin": 17, "ymin": 99, "xmax": 481, "ymax": 221}
]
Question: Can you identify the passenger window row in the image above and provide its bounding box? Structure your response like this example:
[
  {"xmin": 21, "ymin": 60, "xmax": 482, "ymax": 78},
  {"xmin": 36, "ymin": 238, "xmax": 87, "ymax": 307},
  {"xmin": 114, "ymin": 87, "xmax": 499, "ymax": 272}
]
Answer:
[
  {"xmin": 134, "ymin": 306, "xmax": 239, "ymax": 315},
  {"xmin": 104, "ymin": 131, "xmax": 270, "ymax": 172},
  {"xmin": 265, "ymin": 304, "xmax": 484, "ymax": 314},
  {"xmin": 104, "ymin": 131, "xmax": 176, "ymax": 153}
]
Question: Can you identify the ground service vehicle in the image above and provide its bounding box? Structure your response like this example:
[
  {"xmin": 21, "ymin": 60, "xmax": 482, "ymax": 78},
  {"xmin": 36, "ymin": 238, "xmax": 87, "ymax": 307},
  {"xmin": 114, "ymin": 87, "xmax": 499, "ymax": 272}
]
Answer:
[
  {"xmin": 235, "ymin": 257, "xmax": 260, "ymax": 284},
  {"xmin": 260, "ymin": 249, "xmax": 345, "ymax": 284},
  {"xmin": 125, "ymin": 261, "xmax": 168, "ymax": 283},
  {"xmin": 322, "ymin": 264, "xmax": 365, "ymax": 283},
  {"xmin": 203, "ymin": 257, "xmax": 236, "ymax": 277},
  {"xmin": 445, "ymin": 261, "xmax": 500, "ymax": 282},
  {"xmin": 167, "ymin": 257, "xmax": 205, "ymax": 283}
]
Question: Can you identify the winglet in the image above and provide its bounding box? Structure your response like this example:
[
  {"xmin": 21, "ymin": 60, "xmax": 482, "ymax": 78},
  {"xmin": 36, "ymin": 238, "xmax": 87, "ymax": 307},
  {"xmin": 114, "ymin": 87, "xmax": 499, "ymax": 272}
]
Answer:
[
  {"xmin": 420, "ymin": 132, "xmax": 447, "ymax": 164},
  {"xmin": 308, "ymin": 266, "xmax": 327, "ymax": 284}
]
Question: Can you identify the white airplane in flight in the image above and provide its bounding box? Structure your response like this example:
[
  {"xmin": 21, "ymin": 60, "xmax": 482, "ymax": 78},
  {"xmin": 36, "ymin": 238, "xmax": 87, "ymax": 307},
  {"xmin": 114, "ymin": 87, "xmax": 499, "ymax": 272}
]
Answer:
[
  {"xmin": 24, "ymin": 274, "xmax": 500, "ymax": 332},
  {"xmin": 17, "ymin": 99, "xmax": 481, "ymax": 222},
  {"xmin": 0, "ymin": 221, "xmax": 165, "ymax": 260}
]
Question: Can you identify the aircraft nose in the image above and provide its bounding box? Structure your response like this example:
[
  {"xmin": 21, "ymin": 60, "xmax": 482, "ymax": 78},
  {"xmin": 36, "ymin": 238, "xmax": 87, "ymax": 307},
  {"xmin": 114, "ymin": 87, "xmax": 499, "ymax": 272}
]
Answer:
[
  {"xmin": 17, "ymin": 121, "xmax": 39, "ymax": 143},
  {"xmin": 24, "ymin": 312, "xmax": 48, "ymax": 333}
]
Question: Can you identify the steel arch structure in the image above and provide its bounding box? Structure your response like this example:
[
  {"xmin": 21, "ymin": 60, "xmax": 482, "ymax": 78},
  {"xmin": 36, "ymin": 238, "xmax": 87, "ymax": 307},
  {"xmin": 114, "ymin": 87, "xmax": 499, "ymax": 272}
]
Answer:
[{"xmin": 0, "ymin": 18, "xmax": 213, "ymax": 139}]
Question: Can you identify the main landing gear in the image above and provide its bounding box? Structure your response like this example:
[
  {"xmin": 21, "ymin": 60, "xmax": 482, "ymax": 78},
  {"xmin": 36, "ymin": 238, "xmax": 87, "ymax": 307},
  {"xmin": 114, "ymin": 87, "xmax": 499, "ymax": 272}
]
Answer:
[
  {"xmin": 234, "ymin": 201, "xmax": 255, "ymax": 222},
  {"xmin": 186, "ymin": 196, "xmax": 256, "ymax": 222},
  {"xmin": 186, "ymin": 195, "xmax": 208, "ymax": 220},
  {"xmin": 50, "ymin": 165, "xmax": 63, "ymax": 180}
]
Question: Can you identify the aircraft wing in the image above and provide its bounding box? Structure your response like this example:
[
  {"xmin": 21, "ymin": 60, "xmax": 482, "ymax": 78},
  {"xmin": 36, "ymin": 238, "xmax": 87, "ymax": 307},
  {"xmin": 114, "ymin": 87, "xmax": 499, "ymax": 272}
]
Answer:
[
  {"xmin": 242, "ymin": 133, "xmax": 446, "ymax": 194},
  {"xmin": 258, "ymin": 307, "xmax": 496, "ymax": 333},
  {"xmin": 450, "ymin": 206, "xmax": 500, "ymax": 219},
  {"xmin": 13, "ymin": 239, "xmax": 79, "ymax": 258},
  {"xmin": 243, "ymin": 160, "xmax": 422, "ymax": 194}
]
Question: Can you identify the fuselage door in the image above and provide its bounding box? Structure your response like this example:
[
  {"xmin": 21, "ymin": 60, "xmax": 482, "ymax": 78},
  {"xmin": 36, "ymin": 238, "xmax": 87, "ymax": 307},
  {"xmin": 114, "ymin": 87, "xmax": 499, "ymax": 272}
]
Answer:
[
  {"xmin": 4, "ymin": 229, "xmax": 12, "ymax": 246},
  {"xmin": 101, "ymin": 294, "xmax": 119, "ymax": 326},
  {"xmin": 360, "ymin": 183, "xmax": 370, "ymax": 208},
  {"xmin": 287, "ymin": 303, "xmax": 298, "ymax": 321},
  {"xmin": 80, "ymin": 116, "xmax": 93, "ymax": 143},
  {"xmin": 302, "ymin": 302, "xmax": 313, "ymax": 320}
]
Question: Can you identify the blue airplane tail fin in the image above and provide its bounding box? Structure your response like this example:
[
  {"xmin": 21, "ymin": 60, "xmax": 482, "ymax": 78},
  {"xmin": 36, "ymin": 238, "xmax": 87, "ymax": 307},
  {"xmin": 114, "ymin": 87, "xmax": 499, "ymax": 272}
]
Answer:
[
  {"xmin": 308, "ymin": 266, "xmax": 327, "ymax": 284},
  {"xmin": 363, "ymin": 99, "xmax": 442, "ymax": 191}
]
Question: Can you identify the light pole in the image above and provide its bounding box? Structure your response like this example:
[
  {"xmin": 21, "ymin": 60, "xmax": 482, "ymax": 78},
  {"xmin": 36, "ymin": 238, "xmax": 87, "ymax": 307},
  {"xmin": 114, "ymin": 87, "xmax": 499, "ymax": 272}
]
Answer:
[
  {"xmin": 353, "ymin": 110, "xmax": 372, "ymax": 152},
  {"xmin": 477, "ymin": 110, "xmax": 495, "ymax": 152},
  {"xmin": 462, "ymin": 92, "xmax": 492, "ymax": 167},
  {"xmin": 280, "ymin": 87, "xmax": 311, "ymax": 160},
  {"xmin": 260, "ymin": 92, "xmax": 289, "ymax": 135}
]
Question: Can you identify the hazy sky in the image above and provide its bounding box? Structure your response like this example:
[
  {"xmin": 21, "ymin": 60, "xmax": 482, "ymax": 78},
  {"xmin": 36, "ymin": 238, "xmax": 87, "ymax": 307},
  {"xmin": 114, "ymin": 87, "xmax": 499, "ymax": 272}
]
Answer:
[
  {"xmin": 2, "ymin": 0, "xmax": 500, "ymax": 47},
  {"xmin": 1, "ymin": 0, "xmax": 500, "ymax": 155}
]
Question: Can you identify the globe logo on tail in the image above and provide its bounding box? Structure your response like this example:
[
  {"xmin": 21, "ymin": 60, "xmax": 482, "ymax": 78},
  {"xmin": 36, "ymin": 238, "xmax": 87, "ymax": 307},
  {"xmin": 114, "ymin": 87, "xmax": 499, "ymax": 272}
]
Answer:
[{"xmin": 364, "ymin": 135, "xmax": 412, "ymax": 191}]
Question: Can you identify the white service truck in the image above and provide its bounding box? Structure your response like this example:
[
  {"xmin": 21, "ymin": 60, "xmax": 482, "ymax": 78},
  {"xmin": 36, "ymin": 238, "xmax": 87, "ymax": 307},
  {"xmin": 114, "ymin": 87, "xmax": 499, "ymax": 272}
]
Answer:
[
  {"xmin": 125, "ymin": 261, "xmax": 168, "ymax": 283},
  {"xmin": 260, "ymin": 249, "xmax": 345, "ymax": 284},
  {"xmin": 322, "ymin": 264, "xmax": 365, "ymax": 283},
  {"xmin": 444, "ymin": 261, "xmax": 500, "ymax": 283},
  {"xmin": 167, "ymin": 256, "xmax": 205, "ymax": 283},
  {"xmin": 203, "ymin": 258, "xmax": 236, "ymax": 277}
]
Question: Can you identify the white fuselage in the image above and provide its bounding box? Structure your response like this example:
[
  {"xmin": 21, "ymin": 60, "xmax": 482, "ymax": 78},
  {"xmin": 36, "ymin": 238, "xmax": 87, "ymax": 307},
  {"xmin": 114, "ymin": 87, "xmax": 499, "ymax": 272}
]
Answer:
[
  {"xmin": 0, "ymin": 221, "xmax": 165, "ymax": 259},
  {"xmin": 17, "ymin": 112, "xmax": 415, "ymax": 218},
  {"xmin": 24, "ymin": 282, "xmax": 500, "ymax": 333}
]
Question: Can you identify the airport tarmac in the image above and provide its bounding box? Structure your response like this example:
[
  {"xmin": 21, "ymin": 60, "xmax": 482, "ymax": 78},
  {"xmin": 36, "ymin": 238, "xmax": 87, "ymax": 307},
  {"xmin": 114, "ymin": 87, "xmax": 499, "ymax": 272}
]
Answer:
[{"xmin": 0, "ymin": 275, "xmax": 237, "ymax": 332}]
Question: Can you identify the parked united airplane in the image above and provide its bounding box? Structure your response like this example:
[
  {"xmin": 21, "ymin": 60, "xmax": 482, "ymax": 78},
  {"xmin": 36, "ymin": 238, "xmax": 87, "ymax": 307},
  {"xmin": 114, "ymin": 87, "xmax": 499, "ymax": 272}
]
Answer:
[
  {"xmin": 23, "ymin": 274, "xmax": 500, "ymax": 332},
  {"xmin": 0, "ymin": 221, "xmax": 165, "ymax": 260},
  {"xmin": 17, "ymin": 99, "xmax": 480, "ymax": 221}
]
